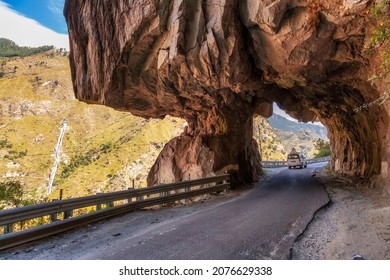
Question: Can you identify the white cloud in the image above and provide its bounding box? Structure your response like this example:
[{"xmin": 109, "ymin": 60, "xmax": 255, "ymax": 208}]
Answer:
[{"xmin": 0, "ymin": 1, "xmax": 69, "ymax": 50}]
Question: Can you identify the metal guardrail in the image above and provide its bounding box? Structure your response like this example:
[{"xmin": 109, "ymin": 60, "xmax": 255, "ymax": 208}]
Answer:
[
  {"xmin": 262, "ymin": 156, "xmax": 330, "ymax": 168},
  {"xmin": 261, "ymin": 161, "xmax": 288, "ymax": 168},
  {"xmin": 307, "ymin": 156, "xmax": 331, "ymax": 164},
  {"xmin": 0, "ymin": 175, "xmax": 230, "ymax": 250}
]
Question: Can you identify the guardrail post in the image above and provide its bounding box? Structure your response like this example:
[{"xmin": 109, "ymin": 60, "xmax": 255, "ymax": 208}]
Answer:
[
  {"xmin": 160, "ymin": 190, "xmax": 171, "ymax": 206},
  {"xmin": 184, "ymin": 173, "xmax": 191, "ymax": 203},
  {"xmin": 96, "ymin": 192, "xmax": 102, "ymax": 210},
  {"xmin": 63, "ymin": 210, "xmax": 73, "ymax": 219},
  {"xmin": 50, "ymin": 213, "xmax": 58, "ymax": 222},
  {"xmin": 221, "ymin": 173, "xmax": 229, "ymax": 194},
  {"xmin": 4, "ymin": 224, "xmax": 13, "ymax": 234},
  {"xmin": 160, "ymin": 190, "xmax": 169, "ymax": 197},
  {"xmin": 50, "ymin": 199, "xmax": 58, "ymax": 222},
  {"xmin": 127, "ymin": 187, "xmax": 133, "ymax": 203}
]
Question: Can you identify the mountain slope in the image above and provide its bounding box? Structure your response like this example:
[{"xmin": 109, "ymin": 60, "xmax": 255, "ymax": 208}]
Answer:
[
  {"xmin": 253, "ymin": 114, "xmax": 329, "ymax": 160},
  {"xmin": 0, "ymin": 50, "xmax": 184, "ymax": 202},
  {"xmin": 253, "ymin": 116, "xmax": 287, "ymax": 161},
  {"xmin": 268, "ymin": 114, "xmax": 328, "ymax": 139}
]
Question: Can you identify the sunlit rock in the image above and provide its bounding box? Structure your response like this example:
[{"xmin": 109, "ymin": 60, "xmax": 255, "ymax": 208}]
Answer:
[{"xmin": 65, "ymin": 0, "xmax": 389, "ymax": 185}]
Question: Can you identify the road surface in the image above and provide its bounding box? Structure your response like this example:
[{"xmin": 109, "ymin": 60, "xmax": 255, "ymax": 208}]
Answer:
[
  {"xmin": 1, "ymin": 163, "xmax": 329, "ymax": 260},
  {"xmin": 93, "ymin": 163, "xmax": 329, "ymax": 260}
]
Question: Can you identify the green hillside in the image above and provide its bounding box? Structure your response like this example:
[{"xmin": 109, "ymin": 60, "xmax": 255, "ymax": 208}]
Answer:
[
  {"xmin": 253, "ymin": 116, "xmax": 287, "ymax": 161},
  {"xmin": 0, "ymin": 38, "xmax": 54, "ymax": 57},
  {"xmin": 273, "ymin": 129, "xmax": 322, "ymax": 158},
  {"xmin": 0, "ymin": 50, "xmax": 184, "ymax": 203},
  {"xmin": 254, "ymin": 114, "xmax": 328, "ymax": 160}
]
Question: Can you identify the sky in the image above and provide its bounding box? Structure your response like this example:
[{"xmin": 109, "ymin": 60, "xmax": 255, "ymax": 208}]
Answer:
[{"xmin": 0, "ymin": 0, "xmax": 69, "ymax": 49}]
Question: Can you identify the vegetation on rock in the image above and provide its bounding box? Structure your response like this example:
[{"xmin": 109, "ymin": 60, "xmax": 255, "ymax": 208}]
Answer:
[{"xmin": 361, "ymin": 0, "xmax": 390, "ymax": 110}]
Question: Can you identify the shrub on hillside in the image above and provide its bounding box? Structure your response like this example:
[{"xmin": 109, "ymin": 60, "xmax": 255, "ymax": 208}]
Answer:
[
  {"xmin": 313, "ymin": 138, "xmax": 331, "ymax": 158},
  {"xmin": 0, "ymin": 180, "xmax": 35, "ymax": 209}
]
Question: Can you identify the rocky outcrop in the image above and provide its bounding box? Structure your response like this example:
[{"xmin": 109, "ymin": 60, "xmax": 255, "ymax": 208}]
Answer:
[{"xmin": 65, "ymin": 0, "xmax": 390, "ymax": 185}]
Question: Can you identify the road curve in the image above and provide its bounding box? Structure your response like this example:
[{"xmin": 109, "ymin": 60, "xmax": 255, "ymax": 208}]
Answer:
[{"xmin": 85, "ymin": 163, "xmax": 329, "ymax": 259}]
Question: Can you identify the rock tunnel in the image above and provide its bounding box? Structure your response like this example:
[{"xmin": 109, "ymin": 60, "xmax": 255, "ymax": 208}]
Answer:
[{"xmin": 64, "ymin": 0, "xmax": 390, "ymax": 187}]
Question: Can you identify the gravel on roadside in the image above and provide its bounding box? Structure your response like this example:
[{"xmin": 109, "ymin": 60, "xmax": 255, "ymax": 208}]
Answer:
[{"xmin": 291, "ymin": 168, "xmax": 390, "ymax": 260}]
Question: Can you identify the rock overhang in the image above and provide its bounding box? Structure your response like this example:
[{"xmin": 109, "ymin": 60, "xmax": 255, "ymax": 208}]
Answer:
[{"xmin": 64, "ymin": 0, "xmax": 389, "ymax": 184}]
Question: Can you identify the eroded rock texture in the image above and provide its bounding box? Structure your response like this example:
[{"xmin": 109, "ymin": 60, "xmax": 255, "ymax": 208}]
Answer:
[{"xmin": 64, "ymin": 0, "xmax": 390, "ymax": 185}]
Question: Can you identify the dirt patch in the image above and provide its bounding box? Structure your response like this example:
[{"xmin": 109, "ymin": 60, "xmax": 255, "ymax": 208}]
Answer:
[{"xmin": 292, "ymin": 168, "xmax": 390, "ymax": 260}]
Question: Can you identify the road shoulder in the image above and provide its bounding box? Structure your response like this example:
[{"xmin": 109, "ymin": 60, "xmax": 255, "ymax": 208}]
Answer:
[{"xmin": 291, "ymin": 168, "xmax": 390, "ymax": 260}]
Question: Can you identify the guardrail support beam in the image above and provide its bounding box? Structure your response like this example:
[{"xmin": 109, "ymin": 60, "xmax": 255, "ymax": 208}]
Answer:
[
  {"xmin": 185, "ymin": 187, "xmax": 190, "ymax": 203},
  {"xmin": 64, "ymin": 210, "xmax": 73, "ymax": 219},
  {"xmin": 4, "ymin": 224, "xmax": 13, "ymax": 234},
  {"xmin": 50, "ymin": 213, "xmax": 58, "ymax": 222}
]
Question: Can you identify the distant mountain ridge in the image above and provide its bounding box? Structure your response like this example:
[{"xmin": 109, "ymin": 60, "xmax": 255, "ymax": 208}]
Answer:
[
  {"xmin": 0, "ymin": 38, "xmax": 54, "ymax": 57},
  {"xmin": 268, "ymin": 114, "xmax": 328, "ymax": 139}
]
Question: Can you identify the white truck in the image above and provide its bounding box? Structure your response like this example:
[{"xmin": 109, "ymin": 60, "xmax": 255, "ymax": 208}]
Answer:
[{"xmin": 287, "ymin": 152, "xmax": 307, "ymax": 169}]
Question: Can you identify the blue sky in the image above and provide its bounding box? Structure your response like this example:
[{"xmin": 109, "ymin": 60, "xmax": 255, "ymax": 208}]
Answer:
[
  {"xmin": 2, "ymin": 0, "xmax": 67, "ymax": 34},
  {"xmin": 0, "ymin": 0, "xmax": 68, "ymax": 48}
]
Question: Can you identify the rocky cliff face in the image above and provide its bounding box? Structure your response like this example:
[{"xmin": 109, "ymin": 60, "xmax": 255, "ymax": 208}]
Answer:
[{"xmin": 64, "ymin": 0, "xmax": 390, "ymax": 186}]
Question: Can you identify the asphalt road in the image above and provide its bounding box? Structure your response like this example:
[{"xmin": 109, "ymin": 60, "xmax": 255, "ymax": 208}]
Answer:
[{"xmin": 81, "ymin": 162, "xmax": 330, "ymax": 260}]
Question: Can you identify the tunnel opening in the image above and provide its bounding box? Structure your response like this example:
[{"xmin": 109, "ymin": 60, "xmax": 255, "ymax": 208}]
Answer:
[
  {"xmin": 258, "ymin": 83, "xmax": 385, "ymax": 180},
  {"xmin": 254, "ymin": 103, "xmax": 329, "ymax": 162}
]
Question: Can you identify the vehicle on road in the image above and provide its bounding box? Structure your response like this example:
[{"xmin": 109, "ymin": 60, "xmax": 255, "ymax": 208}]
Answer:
[{"xmin": 287, "ymin": 152, "xmax": 307, "ymax": 169}]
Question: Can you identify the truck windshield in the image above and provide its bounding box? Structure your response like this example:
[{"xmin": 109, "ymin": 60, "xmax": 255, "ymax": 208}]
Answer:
[{"xmin": 288, "ymin": 154, "xmax": 299, "ymax": 159}]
